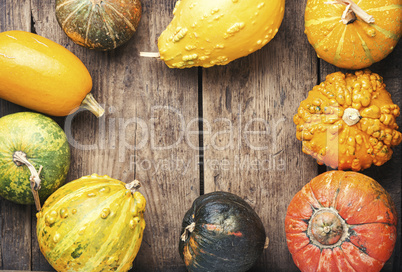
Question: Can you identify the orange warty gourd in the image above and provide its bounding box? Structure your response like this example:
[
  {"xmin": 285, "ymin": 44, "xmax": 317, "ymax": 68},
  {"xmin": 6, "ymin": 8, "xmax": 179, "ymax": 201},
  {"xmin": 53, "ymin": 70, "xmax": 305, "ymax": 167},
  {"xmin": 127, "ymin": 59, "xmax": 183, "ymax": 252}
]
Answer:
[
  {"xmin": 305, "ymin": 0, "xmax": 402, "ymax": 69},
  {"xmin": 285, "ymin": 171, "xmax": 397, "ymax": 272},
  {"xmin": 156, "ymin": 0, "xmax": 285, "ymax": 68},
  {"xmin": 0, "ymin": 30, "xmax": 104, "ymax": 117},
  {"xmin": 294, "ymin": 70, "xmax": 402, "ymax": 171}
]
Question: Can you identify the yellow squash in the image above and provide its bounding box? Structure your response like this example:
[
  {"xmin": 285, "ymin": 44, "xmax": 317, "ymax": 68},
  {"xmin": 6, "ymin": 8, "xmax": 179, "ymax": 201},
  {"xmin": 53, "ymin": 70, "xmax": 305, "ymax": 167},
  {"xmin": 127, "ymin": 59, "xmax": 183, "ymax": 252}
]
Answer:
[
  {"xmin": 0, "ymin": 30, "xmax": 104, "ymax": 117},
  {"xmin": 305, "ymin": 0, "xmax": 402, "ymax": 69},
  {"xmin": 37, "ymin": 174, "xmax": 146, "ymax": 272},
  {"xmin": 294, "ymin": 70, "xmax": 402, "ymax": 171},
  {"xmin": 157, "ymin": 0, "xmax": 285, "ymax": 68}
]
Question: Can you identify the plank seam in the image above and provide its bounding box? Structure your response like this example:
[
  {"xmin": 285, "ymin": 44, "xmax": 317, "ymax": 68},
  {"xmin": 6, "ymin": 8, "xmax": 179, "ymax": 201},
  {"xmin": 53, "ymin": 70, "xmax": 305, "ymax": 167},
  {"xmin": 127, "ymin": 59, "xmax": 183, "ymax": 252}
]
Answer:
[{"xmin": 198, "ymin": 67, "xmax": 204, "ymax": 195}]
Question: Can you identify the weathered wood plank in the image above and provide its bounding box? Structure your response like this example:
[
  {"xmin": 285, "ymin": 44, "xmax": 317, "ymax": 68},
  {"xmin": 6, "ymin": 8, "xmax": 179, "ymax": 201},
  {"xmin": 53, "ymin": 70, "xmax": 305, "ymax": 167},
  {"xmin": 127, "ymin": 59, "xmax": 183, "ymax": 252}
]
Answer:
[
  {"xmin": 0, "ymin": 0, "xmax": 33, "ymax": 270},
  {"xmin": 202, "ymin": 0, "xmax": 318, "ymax": 270},
  {"xmin": 319, "ymin": 35, "xmax": 402, "ymax": 272},
  {"xmin": 30, "ymin": 0, "xmax": 199, "ymax": 271}
]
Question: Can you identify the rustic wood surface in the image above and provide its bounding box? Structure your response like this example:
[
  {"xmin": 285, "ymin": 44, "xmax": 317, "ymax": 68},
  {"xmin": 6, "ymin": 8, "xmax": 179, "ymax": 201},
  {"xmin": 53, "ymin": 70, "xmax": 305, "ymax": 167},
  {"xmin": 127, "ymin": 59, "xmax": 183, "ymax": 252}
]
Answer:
[{"xmin": 0, "ymin": 0, "xmax": 401, "ymax": 272}]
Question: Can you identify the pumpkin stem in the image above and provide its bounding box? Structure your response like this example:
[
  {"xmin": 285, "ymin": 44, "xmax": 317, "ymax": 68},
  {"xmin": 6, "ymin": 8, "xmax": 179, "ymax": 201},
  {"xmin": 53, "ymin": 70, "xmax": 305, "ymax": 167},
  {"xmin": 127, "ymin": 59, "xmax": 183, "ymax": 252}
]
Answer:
[
  {"xmin": 125, "ymin": 180, "xmax": 141, "ymax": 194},
  {"xmin": 13, "ymin": 151, "xmax": 42, "ymax": 211},
  {"xmin": 340, "ymin": 4, "xmax": 356, "ymax": 24},
  {"xmin": 342, "ymin": 108, "xmax": 362, "ymax": 126},
  {"xmin": 80, "ymin": 93, "xmax": 105, "ymax": 118},
  {"xmin": 307, "ymin": 208, "xmax": 349, "ymax": 248},
  {"xmin": 180, "ymin": 222, "xmax": 196, "ymax": 241},
  {"xmin": 264, "ymin": 237, "xmax": 270, "ymax": 249},
  {"xmin": 330, "ymin": 0, "xmax": 375, "ymax": 24},
  {"xmin": 140, "ymin": 52, "xmax": 161, "ymax": 58}
]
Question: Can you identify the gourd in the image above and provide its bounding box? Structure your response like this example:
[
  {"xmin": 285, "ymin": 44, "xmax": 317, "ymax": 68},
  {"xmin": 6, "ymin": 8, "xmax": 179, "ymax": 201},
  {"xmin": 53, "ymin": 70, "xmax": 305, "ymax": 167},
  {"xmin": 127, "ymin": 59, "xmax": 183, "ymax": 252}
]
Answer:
[
  {"xmin": 293, "ymin": 70, "xmax": 402, "ymax": 171},
  {"xmin": 0, "ymin": 112, "xmax": 70, "ymax": 208},
  {"xmin": 305, "ymin": 0, "xmax": 402, "ymax": 69},
  {"xmin": 285, "ymin": 171, "xmax": 397, "ymax": 272},
  {"xmin": 144, "ymin": 0, "xmax": 285, "ymax": 68},
  {"xmin": 179, "ymin": 191, "xmax": 267, "ymax": 272},
  {"xmin": 0, "ymin": 30, "xmax": 104, "ymax": 117},
  {"xmin": 56, "ymin": 0, "xmax": 142, "ymax": 50},
  {"xmin": 36, "ymin": 174, "xmax": 146, "ymax": 272}
]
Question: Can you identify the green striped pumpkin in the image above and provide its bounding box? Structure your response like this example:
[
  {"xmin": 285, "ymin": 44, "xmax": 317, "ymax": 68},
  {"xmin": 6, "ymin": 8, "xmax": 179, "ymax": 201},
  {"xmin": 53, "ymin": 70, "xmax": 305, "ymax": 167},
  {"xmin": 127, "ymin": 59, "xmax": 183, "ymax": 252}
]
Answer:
[
  {"xmin": 55, "ymin": 0, "xmax": 142, "ymax": 50},
  {"xmin": 0, "ymin": 112, "xmax": 70, "ymax": 205},
  {"xmin": 305, "ymin": 0, "xmax": 402, "ymax": 69},
  {"xmin": 36, "ymin": 174, "xmax": 146, "ymax": 272}
]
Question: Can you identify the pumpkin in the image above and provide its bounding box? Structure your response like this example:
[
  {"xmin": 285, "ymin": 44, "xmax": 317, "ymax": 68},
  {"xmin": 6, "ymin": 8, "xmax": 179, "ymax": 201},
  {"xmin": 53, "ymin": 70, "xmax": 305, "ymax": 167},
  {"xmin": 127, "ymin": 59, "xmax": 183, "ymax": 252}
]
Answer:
[
  {"xmin": 293, "ymin": 70, "xmax": 402, "ymax": 171},
  {"xmin": 179, "ymin": 191, "xmax": 267, "ymax": 272},
  {"xmin": 155, "ymin": 0, "xmax": 285, "ymax": 68},
  {"xmin": 304, "ymin": 0, "xmax": 402, "ymax": 69},
  {"xmin": 56, "ymin": 0, "xmax": 142, "ymax": 51},
  {"xmin": 0, "ymin": 30, "xmax": 104, "ymax": 117},
  {"xmin": 285, "ymin": 171, "xmax": 397, "ymax": 272},
  {"xmin": 0, "ymin": 112, "xmax": 70, "ymax": 207},
  {"xmin": 36, "ymin": 174, "xmax": 146, "ymax": 272}
]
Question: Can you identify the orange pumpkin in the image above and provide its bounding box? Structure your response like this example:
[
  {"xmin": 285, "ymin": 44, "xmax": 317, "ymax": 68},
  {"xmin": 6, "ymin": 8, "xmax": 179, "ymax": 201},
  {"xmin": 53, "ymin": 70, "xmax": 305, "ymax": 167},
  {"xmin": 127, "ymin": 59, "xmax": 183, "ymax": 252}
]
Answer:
[
  {"xmin": 285, "ymin": 171, "xmax": 397, "ymax": 272},
  {"xmin": 305, "ymin": 0, "xmax": 402, "ymax": 69},
  {"xmin": 293, "ymin": 70, "xmax": 402, "ymax": 171}
]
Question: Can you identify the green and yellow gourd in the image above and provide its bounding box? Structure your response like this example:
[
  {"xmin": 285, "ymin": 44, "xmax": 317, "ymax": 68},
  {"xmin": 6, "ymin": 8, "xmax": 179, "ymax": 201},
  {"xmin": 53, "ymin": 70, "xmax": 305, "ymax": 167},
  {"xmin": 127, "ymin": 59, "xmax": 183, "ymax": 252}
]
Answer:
[
  {"xmin": 155, "ymin": 0, "xmax": 286, "ymax": 68},
  {"xmin": 37, "ymin": 174, "xmax": 146, "ymax": 272},
  {"xmin": 55, "ymin": 0, "xmax": 142, "ymax": 50},
  {"xmin": 0, "ymin": 112, "xmax": 70, "ymax": 206}
]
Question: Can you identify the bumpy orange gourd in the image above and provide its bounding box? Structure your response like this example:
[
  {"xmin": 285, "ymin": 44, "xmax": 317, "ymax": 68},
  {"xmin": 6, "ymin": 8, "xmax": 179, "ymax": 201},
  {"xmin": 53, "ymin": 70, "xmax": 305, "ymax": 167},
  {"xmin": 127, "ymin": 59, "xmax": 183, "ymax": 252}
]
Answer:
[
  {"xmin": 305, "ymin": 0, "xmax": 402, "ymax": 69},
  {"xmin": 294, "ymin": 70, "xmax": 402, "ymax": 171},
  {"xmin": 0, "ymin": 30, "xmax": 104, "ymax": 117},
  {"xmin": 285, "ymin": 171, "xmax": 397, "ymax": 272},
  {"xmin": 157, "ymin": 0, "xmax": 285, "ymax": 68}
]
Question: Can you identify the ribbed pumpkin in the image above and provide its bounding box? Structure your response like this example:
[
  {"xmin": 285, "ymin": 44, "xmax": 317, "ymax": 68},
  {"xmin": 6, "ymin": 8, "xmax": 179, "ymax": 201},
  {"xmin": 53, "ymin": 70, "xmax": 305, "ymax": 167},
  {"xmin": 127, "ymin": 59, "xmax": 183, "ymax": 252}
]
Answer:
[
  {"xmin": 293, "ymin": 70, "xmax": 402, "ymax": 171},
  {"xmin": 305, "ymin": 0, "xmax": 402, "ymax": 69},
  {"xmin": 0, "ymin": 112, "xmax": 70, "ymax": 206},
  {"xmin": 285, "ymin": 171, "xmax": 397, "ymax": 272},
  {"xmin": 156, "ymin": 0, "xmax": 285, "ymax": 68},
  {"xmin": 36, "ymin": 174, "xmax": 146, "ymax": 272},
  {"xmin": 0, "ymin": 30, "xmax": 104, "ymax": 117},
  {"xmin": 56, "ymin": 0, "xmax": 142, "ymax": 50},
  {"xmin": 179, "ymin": 191, "xmax": 267, "ymax": 272}
]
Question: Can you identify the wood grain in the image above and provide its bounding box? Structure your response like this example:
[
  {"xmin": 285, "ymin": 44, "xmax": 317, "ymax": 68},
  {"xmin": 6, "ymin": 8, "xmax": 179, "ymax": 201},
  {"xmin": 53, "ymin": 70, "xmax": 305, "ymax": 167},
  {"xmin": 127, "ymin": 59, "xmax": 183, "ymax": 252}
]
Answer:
[
  {"xmin": 202, "ymin": 0, "xmax": 319, "ymax": 270},
  {"xmin": 1, "ymin": 0, "xmax": 401, "ymax": 271},
  {"xmin": 0, "ymin": 0, "xmax": 33, "ymax": 270}
]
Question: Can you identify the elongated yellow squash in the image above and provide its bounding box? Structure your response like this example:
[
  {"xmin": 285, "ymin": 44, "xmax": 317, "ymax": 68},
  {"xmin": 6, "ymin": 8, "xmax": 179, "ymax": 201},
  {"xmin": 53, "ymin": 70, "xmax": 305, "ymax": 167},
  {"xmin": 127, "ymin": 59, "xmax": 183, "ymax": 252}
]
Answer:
[
  {"xmin": 0, "ymin": 30, "xmax": 104, "ymax": 117},
  {"xmin": 157, "ymin": 0, "xmax": 286, "ymax": 68}
]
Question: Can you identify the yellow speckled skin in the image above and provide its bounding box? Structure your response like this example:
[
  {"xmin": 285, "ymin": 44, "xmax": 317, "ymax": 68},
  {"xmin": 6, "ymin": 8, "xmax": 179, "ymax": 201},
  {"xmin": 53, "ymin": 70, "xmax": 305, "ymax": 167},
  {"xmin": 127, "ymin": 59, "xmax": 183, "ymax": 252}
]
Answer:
[
  {"xmin": 294, "ymin": 70, "xmax": 402, "ymax": 171},
  {"xmin": 158, "ymin": 0, "xmax": 285, "ymax": 68},
  {"xmin": 36, "ymin": 174, "xmax": 146, "ymax": 272},
  {"xmin": 0, "ymin": 30, "xmax": 92, "ymax": 116},
  {"xmin": 305, "ymin": 0, "xmax": 402, "ymax": 69}
]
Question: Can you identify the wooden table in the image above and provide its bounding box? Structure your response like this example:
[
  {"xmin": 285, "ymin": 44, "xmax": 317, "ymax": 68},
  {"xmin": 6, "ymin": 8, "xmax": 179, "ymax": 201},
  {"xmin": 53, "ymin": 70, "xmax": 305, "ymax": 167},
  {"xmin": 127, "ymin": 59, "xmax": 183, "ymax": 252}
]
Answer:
[{"xmin": 0, "ymin": 0, "xmax": 401, "ymax": 271}]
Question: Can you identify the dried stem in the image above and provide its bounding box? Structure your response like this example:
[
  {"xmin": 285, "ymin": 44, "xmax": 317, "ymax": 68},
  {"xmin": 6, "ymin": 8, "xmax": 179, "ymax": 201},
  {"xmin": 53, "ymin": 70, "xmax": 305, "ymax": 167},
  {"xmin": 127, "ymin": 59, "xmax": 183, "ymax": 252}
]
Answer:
[
  {"xmin": 140, "ymin": 52, "xmax": 161, "ymax": 58},
  {"xmin": 181, "ymin": 222, "xmax": 196, "ymax": 241},
  {"xmin": 13, "ymin": 151, "xmax": 42, "ymax": 211},
  {"xmin": 327, "ymin": 0, "xmax": 375, "ymax": 24},
  {"xmin": 125, "ymin": 180, "xmax": 141, "ymax": 194}
]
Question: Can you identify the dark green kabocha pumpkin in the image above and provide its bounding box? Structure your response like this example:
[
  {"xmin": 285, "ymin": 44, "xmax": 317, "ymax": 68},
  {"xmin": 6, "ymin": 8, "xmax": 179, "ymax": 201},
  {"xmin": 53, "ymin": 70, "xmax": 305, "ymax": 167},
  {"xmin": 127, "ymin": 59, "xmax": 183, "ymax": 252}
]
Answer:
[
  {"xmin": 55, "ymin": 0, "xmax": 142, "ymax": 50},
  {"xmin": 0, "ymin": 112, "xmax": 70, "ymax": 206},
  {"xmin": 179, "ymin": 191, "xmax": 267, "ymax": 272}
]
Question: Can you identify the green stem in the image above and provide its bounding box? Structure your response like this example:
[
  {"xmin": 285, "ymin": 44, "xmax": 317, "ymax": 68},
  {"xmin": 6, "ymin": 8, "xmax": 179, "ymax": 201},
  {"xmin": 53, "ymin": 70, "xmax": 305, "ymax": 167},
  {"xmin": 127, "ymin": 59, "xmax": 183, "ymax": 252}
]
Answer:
[{"xmin": 80, "ymin": 93, "xmax": 105, "ymax": 117}]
